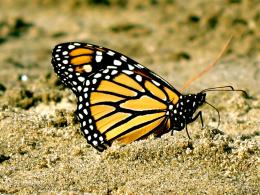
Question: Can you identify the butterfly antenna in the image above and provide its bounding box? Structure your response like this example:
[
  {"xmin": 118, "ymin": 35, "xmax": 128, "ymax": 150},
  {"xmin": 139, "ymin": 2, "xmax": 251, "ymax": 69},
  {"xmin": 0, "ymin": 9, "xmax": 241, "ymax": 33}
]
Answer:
[
  {"xmin": 205, "ymin": 101, "xmax": 220, "ymax": 130},
  {"xmin": 180, "ymin": 36, "xmax": 233, "ymax": 92},
  {"xmin": 201, "ymin": 86, "xmax": 234, "ymax": 92},
  {"xmin": 201, "ymin": 86, "xmax": 248, "ymax": 97}
]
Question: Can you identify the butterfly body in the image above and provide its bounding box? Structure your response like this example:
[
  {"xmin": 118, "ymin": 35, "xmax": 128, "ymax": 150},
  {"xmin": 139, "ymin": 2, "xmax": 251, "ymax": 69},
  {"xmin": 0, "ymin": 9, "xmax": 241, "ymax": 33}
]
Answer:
[
  {"xmin": 170, "ymin": 93, "xmax": 205, "ymax": 131},
  {"xmin": 52, "ymin": 42, "xmax": 206, "ymax": 151}
]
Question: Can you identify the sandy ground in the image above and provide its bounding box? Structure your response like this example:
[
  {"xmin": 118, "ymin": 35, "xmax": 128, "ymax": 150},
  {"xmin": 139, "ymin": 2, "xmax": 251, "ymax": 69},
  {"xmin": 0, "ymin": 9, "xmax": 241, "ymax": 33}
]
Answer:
[{"xmin": 0, "ymin": 0, "xmax": 259, "ymax": 194}]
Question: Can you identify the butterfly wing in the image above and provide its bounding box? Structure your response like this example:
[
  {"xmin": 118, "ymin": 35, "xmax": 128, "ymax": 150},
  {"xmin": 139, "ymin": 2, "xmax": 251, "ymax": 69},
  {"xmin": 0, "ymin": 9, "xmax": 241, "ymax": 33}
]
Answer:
[{"xmin": 52, "ymin": 42, "xmax": 181, "ymax": 151}]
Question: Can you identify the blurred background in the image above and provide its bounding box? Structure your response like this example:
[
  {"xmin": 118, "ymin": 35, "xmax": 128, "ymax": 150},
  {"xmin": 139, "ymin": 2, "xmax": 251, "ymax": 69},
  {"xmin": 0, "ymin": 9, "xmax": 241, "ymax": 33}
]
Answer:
[
  {"xmin": 0, "ymin": 0, "xmax": 259, "ymax": 193},
  {"xmin": 0, "ymin": 0, "xmax": 259, "ymax": 95}
]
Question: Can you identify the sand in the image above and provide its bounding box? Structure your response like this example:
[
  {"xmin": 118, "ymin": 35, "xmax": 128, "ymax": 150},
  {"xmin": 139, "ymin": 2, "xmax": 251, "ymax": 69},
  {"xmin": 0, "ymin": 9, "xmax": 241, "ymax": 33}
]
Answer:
[{"xmin": 0, "ymin": 0, "xmax": 259, "ymax": 194}]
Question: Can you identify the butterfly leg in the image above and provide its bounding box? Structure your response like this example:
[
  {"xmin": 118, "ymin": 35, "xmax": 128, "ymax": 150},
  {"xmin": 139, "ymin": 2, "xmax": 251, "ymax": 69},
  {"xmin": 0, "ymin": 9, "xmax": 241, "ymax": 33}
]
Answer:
[
  {"xmin": 170, "ymin": 123, "xmax": 191, "ymax": 139},
  {"xmin": 170, "ymin": 126, "xmax": 183, "ymax": 136},
  {"xmin": 191, "ymin": 111, "xmax": 205, "ymax": 129},
  {"xmin": 185, "ymin": 124, "xmax": 194, "ymax": 149},
  {"xmin": 170, "ymin": 129, "xmax": 175, "ymax": 136},
  {"xmin": 185, "ymin": 123, "xmax": 191, "ymax": 139}
]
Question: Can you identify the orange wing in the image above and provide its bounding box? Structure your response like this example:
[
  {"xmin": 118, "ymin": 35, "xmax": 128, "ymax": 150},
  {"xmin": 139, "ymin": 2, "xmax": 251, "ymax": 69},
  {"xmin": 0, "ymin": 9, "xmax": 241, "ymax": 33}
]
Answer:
[
  {"xmin": 52, "ymin": 42, "xmax": 182, "ymax": 151},
  {"xmin": 89, "ymin": 71, "xmax": 179, "ymax": 144}
]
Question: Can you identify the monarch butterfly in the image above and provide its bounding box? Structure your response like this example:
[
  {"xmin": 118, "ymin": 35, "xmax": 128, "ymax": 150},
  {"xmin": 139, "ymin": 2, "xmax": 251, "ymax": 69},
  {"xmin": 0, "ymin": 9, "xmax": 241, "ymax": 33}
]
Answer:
[{"xmin": 51, "ymin": 42, "xmax": 246, "ymax": 152}]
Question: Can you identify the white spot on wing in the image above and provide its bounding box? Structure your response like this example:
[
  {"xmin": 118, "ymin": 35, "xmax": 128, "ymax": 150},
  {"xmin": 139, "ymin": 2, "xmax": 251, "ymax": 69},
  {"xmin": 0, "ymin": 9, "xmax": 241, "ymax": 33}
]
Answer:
[
  {"xmin": 120, "ymin": 56, "xmax": 127, "ymax": 62},
  {"xmin": 114, "ymin": 60, "xmax": 122, "ymax": 66},
  {"xmin": 83, "ymin": 65, "xmax": 92, "ymax": 72},
  {"xmin": 95, "ymin": 55, "xmax": 102, "ymax": 63},
  {"xmin": 128, "ymin": 64, "xmax": 134, "ymax": 70},
  {"xmin": 83, "ymin": 109, "xmax": 88, "ymax": 115},
  {"xmin": 79, "ymin": 96, "xmax": 83, "ymax": 102},
  {"xmin": 85, "ymin": 80, "xmax": 90, "ymax": 86},
  {"xmin": 107, "ymin": 66, "xmax": 117, "ymax": 69},
  {"xmin": 152, "ymin": 80, "xmax": 160, "ymax": 86},
  {"xmin": 136, "ymin": 75, "xmax": 142, "ymax": 82},
  {"xmin": 92, "ymin": 79, "xmax": 97, "ymax": 84},
  {"xmin": 78, "ymin": 86, "xmax": 82, "ymax": 91},
  {"xmin": 136, "ymin": 64, "xmax": 144, "ymax": 69},
  {"xmin": 107, "ymin": 50, "xmax": 115, "ymax": 56},
  {"xmin": 103, "ymin": 69, "xmax": 109, "ymax": 74},
  {"xmin": 79, "ymin": 113, "xmax": 83, "ymax": 119},
  {"xmin": 63, "ymin": 60, "xmax": 68, "ymax": 64},
  {"xmin": 78, "ymin": 77, "xmax": 85, "ymax": 82},
  {"xmin": 68, "ymin": 45, "xmax": 75, "ymax": 49},
  {"xmin": 96, "ymin": 51, "xmax": 102, "ymax": 55},
  {"xmin": 94, "ymin": 73, "xmax": 102, "ymax": 78},
  {"xmin": 111, "ymin": 70, "xmax": 118, "ymax": 75},
  {"xmin": 123, "ymin": 70, "xmax": 133, "ymax": 75},
  {"xmin": 78, "ymin": 104, "xmax": 83, "ymax": 110}
]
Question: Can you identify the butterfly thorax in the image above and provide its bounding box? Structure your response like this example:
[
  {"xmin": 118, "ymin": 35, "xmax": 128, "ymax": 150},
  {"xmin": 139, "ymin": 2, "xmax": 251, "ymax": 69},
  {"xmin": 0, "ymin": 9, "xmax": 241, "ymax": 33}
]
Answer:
[{"xmin": 168, "ymin": 93, "xmax": 206, "ymax": 131}]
